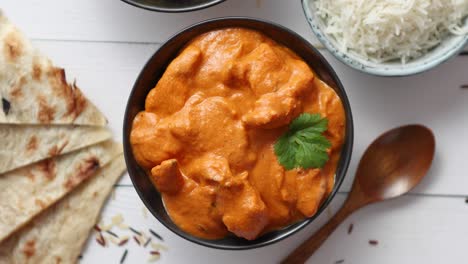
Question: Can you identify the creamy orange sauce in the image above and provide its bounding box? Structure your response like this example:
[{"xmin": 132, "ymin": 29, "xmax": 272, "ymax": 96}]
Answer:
[{"xmin": 130, "ymin": 28, "xmax": 345, "ymax": 240}]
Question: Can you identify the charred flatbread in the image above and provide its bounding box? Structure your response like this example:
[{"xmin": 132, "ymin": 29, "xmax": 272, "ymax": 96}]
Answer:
[
  {"xmin": 0, "ymin": 154, "xmax": 126, "ymax": 264},
  {"xmin": 0, "ymin": 140, "xmax": 122, "ymax": 243},
  {"xmin": 0, "ymin": 11, "xmax": 107, "ymax": 126},
  {"xmin": 0, "ymin": 124, "xmax": 112, "ymax": 174}
]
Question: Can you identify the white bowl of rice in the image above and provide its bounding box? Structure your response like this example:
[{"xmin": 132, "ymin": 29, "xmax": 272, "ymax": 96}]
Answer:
[{"xmin": 302, "ymin": 0, "xmax": 468, "ymax": 76}]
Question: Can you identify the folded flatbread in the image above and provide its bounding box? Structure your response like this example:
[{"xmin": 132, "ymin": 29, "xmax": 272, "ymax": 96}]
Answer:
[
  {"xmin": 0, "ymin": 11, "xmax": 107, "ymax": 126},
  {"xmin": 0, "ymin": 124, "xmax": 112, "ymax": 174},
  {"xmin": 0, "ymin": 154, "xmax": 126, "ymax": 264},
  {"xmin": 0, "ymin": 140, "xmax": 122, "ymax": 243}
]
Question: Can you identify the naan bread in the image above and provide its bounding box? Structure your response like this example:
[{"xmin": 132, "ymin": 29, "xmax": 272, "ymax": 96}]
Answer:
[
  {"xmin": 0, "ymin": 11, "xmax": 107, "ymax": 126},
  {"xmin": 0, "ymin": 124, "xmax": 112, "ymax": 174},
  {"xmin": 0, "ymin": 154, "xmax": 126, "ymax": 264},
  {"xmin": 0, "ymin": 140, "xmax": 122, "ymax": 243}
]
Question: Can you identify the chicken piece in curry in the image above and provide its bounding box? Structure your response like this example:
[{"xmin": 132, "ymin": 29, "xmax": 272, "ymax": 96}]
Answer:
[{"xmin": 130, "ymin": 28, "xmax": 345, "ymax": 240}]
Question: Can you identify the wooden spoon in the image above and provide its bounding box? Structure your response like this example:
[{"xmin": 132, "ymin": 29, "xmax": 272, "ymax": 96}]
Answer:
[{"xmin": 282, "ymin": 124, "xmax": 435, "ymax": 264}]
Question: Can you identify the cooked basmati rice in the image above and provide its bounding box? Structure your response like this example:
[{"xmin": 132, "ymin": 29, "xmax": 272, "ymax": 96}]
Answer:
[{"xmin": 315, "ymin": 0, "xmax": 468, "ymax": 63}]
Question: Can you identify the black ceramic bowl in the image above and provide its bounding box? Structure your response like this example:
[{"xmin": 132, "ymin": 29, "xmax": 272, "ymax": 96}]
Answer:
[
  {"xmin": 121, "ymin": 0, "xmax": 225, "ymax": 12},
  {"xmin": 123, "ymin": 17, "xmax": 353, "ymax": 250}
]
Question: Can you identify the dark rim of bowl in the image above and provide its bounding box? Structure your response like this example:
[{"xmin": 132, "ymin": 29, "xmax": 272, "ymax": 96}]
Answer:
[
  {"xmin": 120, "ymin": 0, "xmax": 226, "ymax": 13},
  {"xmin": 123, "ymin": 16, "xmax": 354, "ymax": 250}
]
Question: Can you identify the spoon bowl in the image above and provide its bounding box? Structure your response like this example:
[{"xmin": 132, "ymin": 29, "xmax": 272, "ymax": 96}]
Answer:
[
  {"xmin": 283, "ymin": 124, "xmax": 435, "ymax": 263},
  {"xmin": 356, "ymin": 125, "xmax": 435, "ymax": 202}
]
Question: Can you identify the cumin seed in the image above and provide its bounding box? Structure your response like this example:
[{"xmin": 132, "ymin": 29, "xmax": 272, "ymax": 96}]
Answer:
[
  {"xmin": 335, "ymin": 260, "xmax": 344, "ymax": 264},
  {"xmin": 369, "ymin": 240, "xmax": 378, "ymax": 246},
  {"xmin": 347, "ymin": 223, "xmax": 353, "ymax": 235},
  {"xmin": 150, "ymin": 251, "xmax": 160, "ymax": 255},
  {"xmin": 461, "ymin": 85, "xmax": 468, "ymax": 89},
  {"xmin": 149, "ymin": 229, "xmax": 164, "ymax": 241}
]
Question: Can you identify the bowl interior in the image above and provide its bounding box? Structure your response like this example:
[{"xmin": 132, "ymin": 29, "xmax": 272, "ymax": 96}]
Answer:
[
  {"xmin": 302, "ymin": 0, "xmax": 468, "ymax": 76},
  {"xmin": 121, "ymin": 0, "xmax": 225, "ymax": 12},
  {"xmin": 123, "ymin": 17, "xmax": 353, "ymax": 250}
]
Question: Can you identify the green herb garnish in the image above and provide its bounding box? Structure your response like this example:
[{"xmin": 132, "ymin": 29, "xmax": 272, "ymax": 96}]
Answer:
[{"xmin": 274, "ymin": 113, "xmax": 331, "ymax": 170}]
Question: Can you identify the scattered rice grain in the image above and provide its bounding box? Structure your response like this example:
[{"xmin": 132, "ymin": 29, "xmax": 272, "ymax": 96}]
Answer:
[
  {"xmin": 120, "ymin": 249, "xmax": 128, "ymax": 264},
  {"xmin": 100, "ymin": 224, "xmax": 113, "ymax": 232},
  {"xmin": 149, "ymin": 229, "xmax": 163, "ymax": 241},
  {"xmin": 133, "ymin": 236, "xmax": 141, "ymax": 246},
  {"xmin": 96, "ymin": 233, "xmax": 106, "ymax": 247},
  {"xmin": 106, "ymin": 230, "xmax": 119, "ymax": 238},
  {"xmin": 147, "ymin": 253, "xmax": 161, "ymax": 262},
  {"xmin": 93, "ymin": 225, "xmax": 101, "ymax": 232},
  {"xmin": 118, "ymin": 222, "xmax": 129, "ymax": 230},
  {"xmin": 109, "ymin": 236, "xmax": 120, "ymax": 245},
  {"xmin": 129, "ymin": 227, "xmax": 142, "ymax": 236},
  {"xmin": 144, "ymin": 238, "xmax": 152, "ymax": 248},
  {"xmin": 151, "ymin": 243, "xmax": 168, "ymax": 252},
  {"xmin": 118, "ymin": 238, "xmax": 129, "ymax": 247},
  {"xmin": 112, "ymin": 214, "xmax": 124, "ymax": 226}
]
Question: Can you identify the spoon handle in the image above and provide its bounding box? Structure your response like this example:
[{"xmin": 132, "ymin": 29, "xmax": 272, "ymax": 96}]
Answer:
[{"xmin": 281, "ymin": 203, "xmax": 355, "ymax": 264}]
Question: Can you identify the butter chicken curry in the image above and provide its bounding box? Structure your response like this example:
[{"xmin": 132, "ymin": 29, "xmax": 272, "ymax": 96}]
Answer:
[{"xmin": 130, "ymin": 28, "xmax": 345, "ymax": 240}]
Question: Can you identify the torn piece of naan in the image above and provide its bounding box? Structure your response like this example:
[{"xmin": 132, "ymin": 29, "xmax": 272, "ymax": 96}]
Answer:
[
  {"xmin": 0, "ymin": 154, "xmax": 126, "ymax": 264},
  {"xmin": 0, "ymin": 11, "xmax": 107, "ymax": 126},
  {"xmin": 0, "ymin": 124, "xmax": 112, "ymax": 174},
  {"xmin": 0, "ymin": 140, "xmax": 122, "ymax": 243}
]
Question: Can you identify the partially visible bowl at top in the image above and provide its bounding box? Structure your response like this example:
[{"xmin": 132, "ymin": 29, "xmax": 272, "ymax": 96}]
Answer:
[
  {"xmin": 302, "ymin": 0, "xmax": 468, "ymax": 76},
  {"xmin": 121, "ymin": 0, "xmax": 225, "ymax": 12}
]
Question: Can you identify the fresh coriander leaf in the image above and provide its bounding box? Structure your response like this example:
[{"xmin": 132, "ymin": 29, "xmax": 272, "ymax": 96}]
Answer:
[
  {"xmin": 289, "ymin": 113, "xmax": 327, "ymax": 132},
  {"xmin": 275, "ymin": 134, "xmax": 296, "ymax": 170},
  {"xmin": 274, "ymin": 113, "xmax": 331, "ymax": 170}
]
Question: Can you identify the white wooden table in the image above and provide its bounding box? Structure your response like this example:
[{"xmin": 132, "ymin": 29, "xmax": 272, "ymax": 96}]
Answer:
[{"xmin": 4, "ymin": 1, "xmax": 468, "ymax": 263}]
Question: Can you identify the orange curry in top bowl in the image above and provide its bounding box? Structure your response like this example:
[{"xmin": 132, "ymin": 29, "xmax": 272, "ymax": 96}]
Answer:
[{"xmin": 130, "ymin": 28, "xmax": 345, "ymax": 241}]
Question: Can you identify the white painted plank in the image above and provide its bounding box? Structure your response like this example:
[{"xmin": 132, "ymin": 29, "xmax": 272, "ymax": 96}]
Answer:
[
  {"xmin": 81, "ymin": 186, "xmax": 468, "ymax": 264},
  {"xmin": 3, "ymin": 0, "xmax": 320, "ymax": 45},
  {"xmin": 33, "ymin": 40, "xmax": 468, "ymax": 195},
  {"xmin": 334, "ymin": 53, "xmax": 468, "ymax": 196},
  {"xmin": 6, "ymin": 0, "xmax": 466, "ymax": 52}
]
